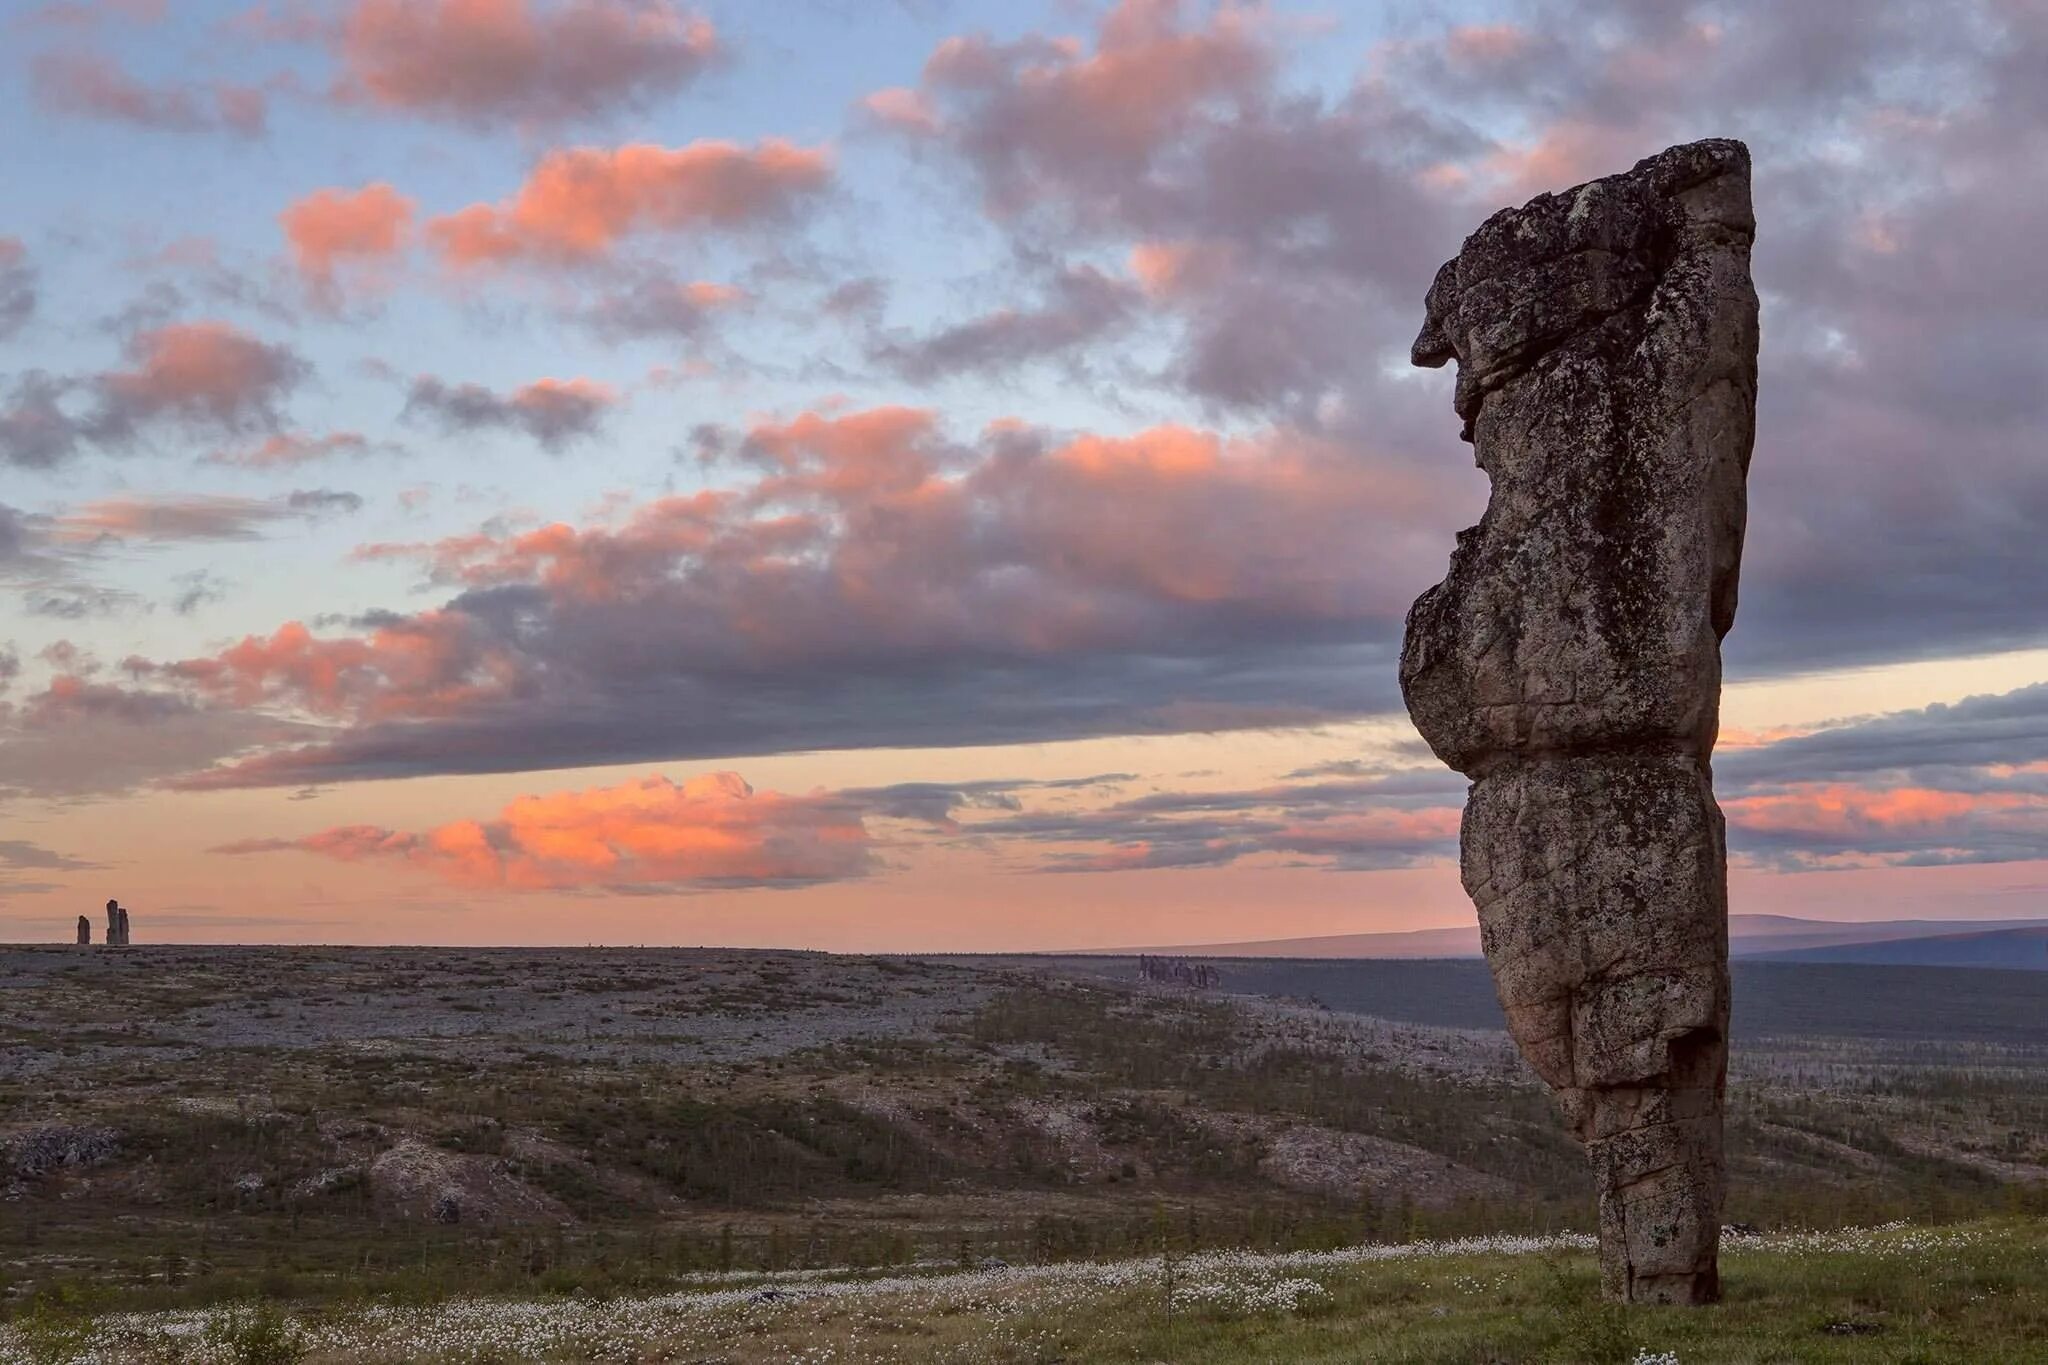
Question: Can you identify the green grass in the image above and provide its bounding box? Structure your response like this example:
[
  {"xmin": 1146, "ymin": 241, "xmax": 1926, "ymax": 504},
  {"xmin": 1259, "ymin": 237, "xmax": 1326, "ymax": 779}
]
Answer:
[{"xmin": 4, "ymin": 1219, "xmax": 2043, "ymax": 1363}]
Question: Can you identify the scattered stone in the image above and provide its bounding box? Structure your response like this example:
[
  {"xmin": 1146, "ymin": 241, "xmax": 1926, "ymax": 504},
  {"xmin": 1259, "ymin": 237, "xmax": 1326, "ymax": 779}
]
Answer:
[
  {"xmin": 3, "ymin": 1124, "xmax": 121, "ymax": 1180},
  {"xmin": 1822, "ymin": 1319, "xmax": 1886, "ymax": 1337},
  {"xmin": 1401, "ymin": 138, "xmax": 1758, "ymax": 1306},
  {"xmin": 289, "ymin": 1166, "xmax": 363, "ymax": 1200}
]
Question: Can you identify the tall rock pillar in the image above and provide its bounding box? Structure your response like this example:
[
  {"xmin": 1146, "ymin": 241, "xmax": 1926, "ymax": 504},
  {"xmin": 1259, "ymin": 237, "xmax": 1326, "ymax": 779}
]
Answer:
[{"xmin": 1399, "ymin": 139, "xmax": 1758, "ymax": 1304}]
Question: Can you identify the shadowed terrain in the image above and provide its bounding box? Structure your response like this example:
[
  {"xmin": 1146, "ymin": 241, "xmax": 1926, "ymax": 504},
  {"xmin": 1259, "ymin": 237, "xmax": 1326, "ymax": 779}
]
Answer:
[{"xmin": 1024, "ymin": 956, "xmax": 2048, "ymax": 1043}]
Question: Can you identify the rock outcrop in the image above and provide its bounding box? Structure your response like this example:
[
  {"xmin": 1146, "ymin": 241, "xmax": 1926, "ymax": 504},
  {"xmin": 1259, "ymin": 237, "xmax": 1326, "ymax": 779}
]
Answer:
[
  {"xmin": 104, "ymin": 900, "xmax": 130, "ymax": 946},
  {"xmin": 76, "ymin": 915, "xmax": 90, "ymax": 946},
  {"xmin": 1399, "ymin": 139, "xmax": 1758, "ymax": 1305},
  {"xmin": 366, "ymin": 1138, "xmax": 570, "ymax": 1227}
]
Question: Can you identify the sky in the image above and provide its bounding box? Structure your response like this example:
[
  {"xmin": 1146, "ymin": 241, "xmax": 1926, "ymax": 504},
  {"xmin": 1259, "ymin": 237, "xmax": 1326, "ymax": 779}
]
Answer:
[{"xmin": 4, "ymin": 0, "xmax": 2048, "ymax": 949}]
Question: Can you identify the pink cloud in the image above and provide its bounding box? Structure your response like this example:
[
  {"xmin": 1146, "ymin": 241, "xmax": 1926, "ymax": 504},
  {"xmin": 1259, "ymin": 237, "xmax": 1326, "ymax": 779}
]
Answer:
[
  {"xmin": 334, "ymin": 0, "xmax": 719, "ymax": 126},
  {"xmin": 341, "ymin": 406, "xmax": 1444, "ymax": 655},
  {"xmin": 215, "ymin": 770, "xmax": 873, "ymax": 889},
  {"xmin": 1127, "ymin": 239, "xmax": 1234, "ymax": 299},
  {"xmin": 280, "ymin": 182, "xmax": 414, "ymax": 292},
  {"xmin": 878, "ymin": 0, "xmax": 1454, "ymax": 411},
  {"xmin": 1726, "ymin": 785, "xmax": 2036, "ymax": 837},
  {"xmin": 426, "ymin": 139, "xmax": 832, "ymax": 268},
  {"xmin": 101, "ymin": 403, "xmax": 1469, "ymax": 787},
  {"xmin": 914, "ymin": 0, "xmax": 1269, "ymax": 216},
  {"xmin": 99, "ymin": 321, "xmax": 307, "ymax": 434},
  {"xmin": 208, "ymin": 431, "xmax": 373, "ymax": 468},
  {"xmin": 1478, "ymin": 119, "xmax": 1650, "ymax": 203},
  {"xmin": 164, "ymin": 613, "xmax": 527, "ymax": 723},
  {"xmin": 859, "ymin": 86, "xmax": 937, "ymax": 135}
]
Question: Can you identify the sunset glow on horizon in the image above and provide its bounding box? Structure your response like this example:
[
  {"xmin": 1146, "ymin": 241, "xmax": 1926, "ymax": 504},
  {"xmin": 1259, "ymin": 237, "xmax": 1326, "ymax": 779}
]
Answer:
[{"xmin": 6, "ymin": 0, "xmax": 2048, "ymax": 949}]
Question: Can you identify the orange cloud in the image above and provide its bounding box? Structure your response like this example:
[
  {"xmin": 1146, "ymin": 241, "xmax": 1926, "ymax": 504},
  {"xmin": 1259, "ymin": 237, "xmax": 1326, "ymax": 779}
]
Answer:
[
  {"xmin": 1128, "ymin": 240, "xmax": 1232, "ymax": 298},
  {"xmin": 1018, "ymin": 424, "xmax": 1435, "ymax": 613},
  {"xmin": 345, "ymin": 408, "xmax": 1441, "ymax": 651},
  {"xmin": 1716, "ymin": 722, "xmax": 1826, "ymax": 751},
  {"xmin": 335, "ymin": 0, "xmax": 719, "ymax": 126},
  {"xmin": 426, "ymin": 139, "xmax": 831, "ymax": 267},
  {"xmin": 742, "ymin": 406, "xmax": 941, "ymax": 499},
  {"xmin": 280, "ymin": 182, "xmax": 413, "ymax": 287},
  {"xmin": 165, "ymin": 614, "xmax": 526, "ymax": 723},
  {"xmin": 216, "ymin": 771, "xmax": 872, "ymax": 890},
  {"xmin": 1725, "ymin": 784, "xmax": 2034, "ymax": 837},
  {"xmin": 513, "ymin": 377, "xmax": 614, "ymax": 417},
  {"xmin": 351, "ymin": 489, "xmax": 733, "ymax": 600}
]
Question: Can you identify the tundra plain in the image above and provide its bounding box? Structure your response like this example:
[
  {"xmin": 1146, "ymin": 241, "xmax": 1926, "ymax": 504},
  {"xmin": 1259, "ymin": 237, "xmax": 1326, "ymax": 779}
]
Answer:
[{"xmin": 1, "ymin": 947, "xmax": 2044, "ymax": 1360}]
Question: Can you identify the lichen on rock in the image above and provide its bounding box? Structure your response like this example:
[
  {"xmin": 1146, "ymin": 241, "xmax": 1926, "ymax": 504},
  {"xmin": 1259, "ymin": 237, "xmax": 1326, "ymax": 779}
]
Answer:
[{"xmin": 1400, "ymin": 137, "xmax": 1758, "ymax": 1305}]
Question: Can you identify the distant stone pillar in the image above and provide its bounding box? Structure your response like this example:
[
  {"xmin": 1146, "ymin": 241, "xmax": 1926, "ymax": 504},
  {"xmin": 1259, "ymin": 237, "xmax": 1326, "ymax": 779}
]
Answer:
[
  {"xmin": 1400, "ymin": 140, "xmax": 1757, "ymax": 1305},
  {"xmin": 119, "ymin": 905, "xmax": 131, "ymax": 945},
  {"xmin": 77, "ymin": 915, "xmax": 91, "ymax": 945}
]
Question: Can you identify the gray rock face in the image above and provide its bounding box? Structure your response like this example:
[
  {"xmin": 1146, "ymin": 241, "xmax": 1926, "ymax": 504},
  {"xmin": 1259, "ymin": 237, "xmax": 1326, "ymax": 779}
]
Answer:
[
  {"xmin": 4, "ymin": 1124, "xmax": 121, "ymax": 1182},
  {"xmin": 1400, "ymin": 139, "xmax": 1757, "ymax": 1305}
]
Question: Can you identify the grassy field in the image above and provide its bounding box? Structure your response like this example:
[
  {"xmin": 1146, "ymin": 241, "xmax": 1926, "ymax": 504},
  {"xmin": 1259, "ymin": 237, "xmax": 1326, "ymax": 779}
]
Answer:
[
  {"xmin": 3, "ymin": 946, "xmax": 2044, "ymax": 1357},
  {"xmin": 3, "ymin": 1219, "xmax": 2043, "ymax": 1363}
]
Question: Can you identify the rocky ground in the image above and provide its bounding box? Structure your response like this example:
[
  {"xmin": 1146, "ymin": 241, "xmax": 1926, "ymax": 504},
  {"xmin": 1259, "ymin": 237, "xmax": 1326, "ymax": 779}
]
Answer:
[{"xmin": 1, "ymin": 947, "xmax": 2043, "ymax": 1313}]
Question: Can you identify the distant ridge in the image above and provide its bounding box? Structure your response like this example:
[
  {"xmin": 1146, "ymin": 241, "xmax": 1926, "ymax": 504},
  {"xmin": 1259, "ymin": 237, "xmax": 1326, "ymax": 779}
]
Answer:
[
  {"xmin": 1751, "ymin": 925, "xmax": 2048, "ymax": 971},
  {"xmin": 1089, "ymin": 914, "xmax": 2048, "ymax": 968}
]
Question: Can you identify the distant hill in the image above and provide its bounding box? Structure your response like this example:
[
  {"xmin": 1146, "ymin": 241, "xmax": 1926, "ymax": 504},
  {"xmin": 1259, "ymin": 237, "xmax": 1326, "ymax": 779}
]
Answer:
[
  {"xmin": 1103, "ymin": 914, "xmax": 2048, "ymax": 967},
  {"xmin": 1030, "ymin": 955, "xmax": 2048, "ymax": 1045},
  {"xmin": 1752, "ymin": 925, "xmax": 2048, "ymax": 971}
]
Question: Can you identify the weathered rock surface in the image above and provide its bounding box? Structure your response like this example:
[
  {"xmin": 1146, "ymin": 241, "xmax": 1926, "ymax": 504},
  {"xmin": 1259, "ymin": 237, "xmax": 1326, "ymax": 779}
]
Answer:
[
  {"xmin": 3, "ymin": 1124, "xmax": 121, "ymax": 1196},
  {"xmin": 366, "ymin": 1138, "xmax": 570, "ymax": 1227},
  {"xmin": 1400, "ymin": 138, "xmax": 1757, "ymax": 1305}
]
